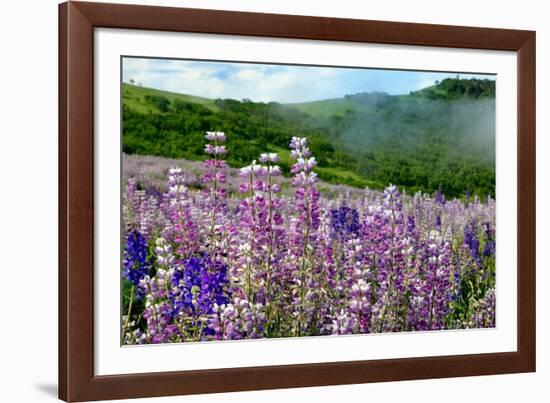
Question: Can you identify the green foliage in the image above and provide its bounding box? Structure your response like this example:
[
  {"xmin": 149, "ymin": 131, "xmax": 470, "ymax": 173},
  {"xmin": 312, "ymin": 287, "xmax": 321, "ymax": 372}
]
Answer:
[
  {"xmin": 410, "ymin": 78, "xmax": 496, "ymax": 100},
  {"xmin": 144, "ymin": 94, "xmax": 171, "ymax": 112},
  {"xmin": 122, "ymin": 278, "xmax": 145, "ymax": 331},
  {"xmin": 122, "ymin": 83, "xmax": 219, "ymax": 114},
  {"xmin": 122, "ymin": 80, "xmax": 496, "ymax": 198}
]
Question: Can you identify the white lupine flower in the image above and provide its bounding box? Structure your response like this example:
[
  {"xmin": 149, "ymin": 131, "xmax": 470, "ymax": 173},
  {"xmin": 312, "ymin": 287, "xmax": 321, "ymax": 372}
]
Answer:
[
  {"xmin": 259, "ymin": 153, "xmax": 269, "ymax": 163},
  {"xmin": 205, "ymin": 131, "xmax": 226, "ymax": 142}
]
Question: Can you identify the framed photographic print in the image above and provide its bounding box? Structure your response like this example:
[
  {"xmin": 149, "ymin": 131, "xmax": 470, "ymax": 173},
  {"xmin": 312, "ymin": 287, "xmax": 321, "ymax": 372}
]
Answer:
[{"xmin": 59, "ymin": 1, "xmax": 536, "ymax": 401}]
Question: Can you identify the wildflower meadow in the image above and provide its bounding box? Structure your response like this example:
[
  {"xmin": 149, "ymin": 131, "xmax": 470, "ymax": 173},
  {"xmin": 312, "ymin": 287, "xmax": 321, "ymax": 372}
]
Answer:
[{"xmin": 122, "ymin": 132, "xmax": 496, "ymax": 345}]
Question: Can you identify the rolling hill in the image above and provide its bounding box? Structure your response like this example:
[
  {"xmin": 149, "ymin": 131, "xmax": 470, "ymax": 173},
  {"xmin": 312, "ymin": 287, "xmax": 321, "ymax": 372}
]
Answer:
[
  {"xmin": 121, "ymin": 78, "xmax": 496, "ymax": 198},
  {"xmin": 122, "ymin": 83, "xmax": 219, "ymax": 114}
]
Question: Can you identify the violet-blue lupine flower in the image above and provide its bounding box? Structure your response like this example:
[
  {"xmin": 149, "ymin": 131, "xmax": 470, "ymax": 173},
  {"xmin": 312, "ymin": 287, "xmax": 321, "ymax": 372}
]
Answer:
[
  {"xmin": 464, "ymin": 219, "xmax": 481, "ymax": 265},
  {"xmin": 171, "ymin": 255, "xmax": 230, "ymax": 318},
  {"xmin": 123, "ymin": 229, "xmax": 150, "ymax": 286},
  {"xmin": 199, "ymin": 258, "xmax": 231, "ymax": 311},
  {"xmin": 483, "ymin": 240, "xmax": 496, "ymax": 257},
  {"xmin": 407, "ymin": 215, "xmax": 416, "ymax": 233},
  {"xmin": 170, "ymin": 261, "xmax": 196, "ymax": 316},
  {"xmin": 451, "ymin": 269, "xmax": 462, "ymax": 302},
  {"xmin": 482, "ymin": 221, "xmax": 496, "ymax": 257},
  {"xmin": 435, "ymin": 214, "xmax": 442, "ymax": 230},
  {"xmin": 330, "ymin": 207, "xmax": 360, "ymax": 239},
  {"xmin": 145, "ymin": 185, "xmax": 163, "ymax": 200},
  {"xmin": 435, "ymin": 190, "xmax": 446, "ymax": 205}
]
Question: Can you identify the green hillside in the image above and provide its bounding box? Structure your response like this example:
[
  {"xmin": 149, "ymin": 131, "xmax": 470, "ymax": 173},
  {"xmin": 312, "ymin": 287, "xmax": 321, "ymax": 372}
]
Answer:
[
  {"xmin": 122, "ymin": 83, "xmax": 219, "ymax": 114},
  {"xmin": 288, "ymin": 98, "xmax": 360, "ymax": 118},
  {"xmin": 122, "ymin": 78, "xmax": 496, "ymax": 198}
]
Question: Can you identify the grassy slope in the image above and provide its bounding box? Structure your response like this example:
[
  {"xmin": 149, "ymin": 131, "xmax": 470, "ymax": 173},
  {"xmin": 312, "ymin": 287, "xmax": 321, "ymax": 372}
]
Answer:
[
  {"xmin": 122, "ymin": 87, "xmax": 385, "ymax": 188},
  {"xmin": 288, "ymin": 92, "xmax": 450, "ymax": 121},
  {"xmin": 122, "ymin": 83, "xmax": 360, "ymax": 118},
  {"xmin": 122, "ymin": 80, "xmax": 495, "ymax": 196},
  {"xmin": 287, "ymin": 98, "xmax": 360, "ymax": 117},
  {"xmin": 122, "ymin": 83, "xmax": 219, "ymax": 114},
  {"xmin": 122, "ymin": 82, "xmax": 440, "ymax": 119}
]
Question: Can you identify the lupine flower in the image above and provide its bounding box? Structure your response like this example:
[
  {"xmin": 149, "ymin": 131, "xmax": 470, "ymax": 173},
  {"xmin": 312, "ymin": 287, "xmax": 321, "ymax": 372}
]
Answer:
[
  {"xmin": 163, "ymin": 166, "xmax": 198, "ymax": 258},
  {"xmin": 208, "ymin": 298, "xmax": 266, "ymax": 340},
  {"xmin": 435, "ymin": 189, "xmax": 446, "ymax": 206},
  {"xmin": 122, "ymin": 134, "xmax": 496, "ymax": 345},
  {"xmin": 472, "ymin": 288, "xmax": 496, "ymax": 328},
  {"xmin": 464, "ymin": 219, "xmax": 481, "ymax": 265},
  {"xmin": 171, "ymin": 254, "xmax": 230, "ymax": 318},
  {"xmin": 205, "ymin": 131, "xmax": 226, "ymax": 142},
  {"xmin": 288, "ymin": 137, "xmax": 322, "ymax": 336},
  {"xmin": 482, "ymin": 221, "xmax": 496, "ymax": 257},
  {"xmin": 259, "ymin": 153, "xmax": 279, "ymax": 163},
  {"xmin": 330, "ymin": 206, "xmax": 361, "ymax": 239},
  {"xmin": 204, "ymin": 144, "xmax": 227, "ymax": 155},
  {"xmin": 123, "ymin": 178, "xmax": 163, "ymax": 239},
  {"xmin": 123, "ymin": 230, "xmax": 150, "ymax": 286}
]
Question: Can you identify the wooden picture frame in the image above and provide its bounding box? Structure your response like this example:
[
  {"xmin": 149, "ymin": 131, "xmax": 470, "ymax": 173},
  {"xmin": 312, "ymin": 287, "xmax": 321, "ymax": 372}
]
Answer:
[{"xmin": 59, "ymin": 1, "xmax": 536, "ymax": 401}]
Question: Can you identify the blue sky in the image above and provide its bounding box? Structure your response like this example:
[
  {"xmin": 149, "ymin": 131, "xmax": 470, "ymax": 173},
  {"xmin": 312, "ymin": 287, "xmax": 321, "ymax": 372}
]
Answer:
[{"xmin": 122, "ymin": 57, "xmax": 495, "ymax": 103}]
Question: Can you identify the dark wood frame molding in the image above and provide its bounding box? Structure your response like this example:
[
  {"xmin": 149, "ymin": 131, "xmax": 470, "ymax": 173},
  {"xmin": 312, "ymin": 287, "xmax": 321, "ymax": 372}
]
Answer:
[{"xmin": 59, "ymin": 1, "xmax": 536, "ymax": 401}]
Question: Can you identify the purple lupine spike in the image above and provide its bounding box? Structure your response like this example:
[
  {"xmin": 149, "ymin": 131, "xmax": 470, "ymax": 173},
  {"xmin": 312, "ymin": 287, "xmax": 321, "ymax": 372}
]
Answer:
[
  {"xmin": 123, "ymin": 229, "xmax": 150, "ymax": 287},
  {"xmin": 122, "ymin": 134, "xmax": 495, "ymax": 344},
  {"xmin": 464, "ymin": 218, "xmax": 481, "ymax": 266}
]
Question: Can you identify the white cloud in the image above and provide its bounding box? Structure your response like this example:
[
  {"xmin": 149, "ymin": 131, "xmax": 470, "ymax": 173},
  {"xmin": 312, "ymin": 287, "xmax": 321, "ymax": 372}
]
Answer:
[
  {"xmin": 231, "ymin": 69, "xmax": 264, "ymax": 81},
  {"xmin": 122, "ymin": 58, "xmax": 495, "ymax": 103}
]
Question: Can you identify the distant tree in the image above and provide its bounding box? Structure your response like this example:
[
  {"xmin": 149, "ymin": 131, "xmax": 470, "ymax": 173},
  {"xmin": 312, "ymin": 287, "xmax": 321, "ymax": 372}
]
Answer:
[
  {"xmin": 173, "ymin": 99, "xmax": 186, "ymax": 113},
  {"xmin": 156, "ymin": 97, "xmax": 171, "ymax": 112}
]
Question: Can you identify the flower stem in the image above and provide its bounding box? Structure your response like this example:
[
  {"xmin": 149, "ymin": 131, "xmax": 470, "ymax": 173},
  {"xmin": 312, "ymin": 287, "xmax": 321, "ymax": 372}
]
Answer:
[{"xmin": 122, "ymin": 285, "xmax": 135, "ymax": 344}]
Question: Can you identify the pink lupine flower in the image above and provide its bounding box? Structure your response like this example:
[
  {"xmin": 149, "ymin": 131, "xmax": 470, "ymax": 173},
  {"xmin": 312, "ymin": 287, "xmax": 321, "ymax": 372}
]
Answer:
[{"xmin": 122, "ymin": 134, "xmax": 495, "ymax": 345}]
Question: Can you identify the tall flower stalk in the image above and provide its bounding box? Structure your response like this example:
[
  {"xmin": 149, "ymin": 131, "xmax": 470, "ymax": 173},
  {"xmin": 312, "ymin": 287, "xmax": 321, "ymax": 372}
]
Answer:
[
  {"xmin": 289, "ymin": 136, "xmax": 320, "ymax": 336},
  {"xmin": 122, "ymin": 132, "xmax": 496, "ymax": 344},
  {"xmin": 163, "ymin": 167, "xmax": 197, "ymax": 258},
  {"xmin": 238, "ymin": 159, "xmax": 266, "ymax": 303},
  {"xmin": 203, "ymin": 131, "xmax": 227, "ymax": 259},
  {"xmin": 259, "ymin": 153, "xmax": 283, "ymax": 334}
]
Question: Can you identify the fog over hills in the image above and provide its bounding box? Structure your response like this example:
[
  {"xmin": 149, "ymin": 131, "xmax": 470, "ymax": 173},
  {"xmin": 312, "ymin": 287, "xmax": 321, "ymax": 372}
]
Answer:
[{"xmin": 122, "ymin": 78, "xmax": 495, "ymax": 198}]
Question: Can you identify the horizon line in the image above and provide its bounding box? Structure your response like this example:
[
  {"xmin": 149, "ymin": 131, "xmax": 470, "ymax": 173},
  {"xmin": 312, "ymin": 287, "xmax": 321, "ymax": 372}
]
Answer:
[{"xmin": 122, "ymin": 78, "xmax": 495, "ymax": 105}]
